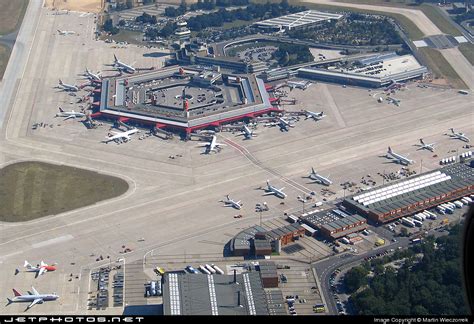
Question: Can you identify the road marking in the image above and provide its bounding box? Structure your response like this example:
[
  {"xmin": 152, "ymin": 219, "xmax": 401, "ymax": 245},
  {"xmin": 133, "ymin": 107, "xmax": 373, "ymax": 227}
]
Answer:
[{"xmin": 31, "ymin": 234, "xmax": 74, "ymax": 248}]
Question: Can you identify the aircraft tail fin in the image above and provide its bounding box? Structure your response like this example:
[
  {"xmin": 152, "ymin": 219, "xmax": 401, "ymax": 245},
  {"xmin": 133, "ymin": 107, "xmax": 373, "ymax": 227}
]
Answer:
[
  {"xmin": 6, "ymin": 298, "xmax": 13, "ymax": 305},
  {"xmin": 12, "ymin": 289, "xmax": 21, "ymax": 297},
  {"xmin": 59, "ymin": 79, "xmax": 63, "ymax": 85},
  {"xmin": 311, "ymin": 167, "xmax": 315, "ymax": 174},
  {"xmin": 226, "ymin": 195, "xmax": 230, "ymax": 200},
  {"xmin": 40, "ymin": 261, "xmax": 46, "ymax": 267},
  {"xmin": 24, "ymin": 260, "xmax": 31, "ymax": 269},
  {"xmin": 388, "ymin": 146, "xmax": 393, "ymax": 153},
  {"xmin": 114, "ymin": 54, "xmax": 118, "ymax": 62},
  {"xmin": 420, "ymin": 138, "xmax": 425, "ymax": 145},
  {"xmin": 59, "ymin": 107, "xmax": 64, "ymax": 112},
  {"xmin": 450, "ymin": 128, "xmax": 455, "ymax": 134},
  {"xmin": 266, "ymin": 180, "xmax": 270, "ymax": 187}
]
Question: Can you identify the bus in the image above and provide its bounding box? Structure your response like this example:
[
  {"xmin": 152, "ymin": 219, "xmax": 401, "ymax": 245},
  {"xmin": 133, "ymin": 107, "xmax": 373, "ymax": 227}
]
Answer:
[{"xmin": 313, "ymin": 303, "xmax": 326, "ymax": 313}]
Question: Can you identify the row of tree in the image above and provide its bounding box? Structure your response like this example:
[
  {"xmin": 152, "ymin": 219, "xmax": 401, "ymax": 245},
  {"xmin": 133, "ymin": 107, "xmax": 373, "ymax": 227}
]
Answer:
[
  {"xmin": 346, "ymin": 224, "xmax": 469, "ymax": 315},
  {"xmin": 164, "ymin": 0, "xmax": 251, "ymax": 17},
  {"xmin": 186, "ymin": 1, "xmax": 305, "ymax": 32},
  {"xmin": 273, "ymin": 43, "xmax": 314, "ymax": 66}
]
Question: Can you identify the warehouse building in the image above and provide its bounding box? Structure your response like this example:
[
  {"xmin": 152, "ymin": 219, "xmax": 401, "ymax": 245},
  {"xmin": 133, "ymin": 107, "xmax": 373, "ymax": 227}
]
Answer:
[
  {"xmin": 230, "ymin": 224, "xmax": 305, "ymax": 256},
  {"xmin": 300, "ymin": 209, "xmax": 367, "ymax": 240},
  {"xmin": 298, "ymin": 53, "xmax": 428, "ymax": 88},
  {"xmin": 162, "ymin": 272, "xmax": 269, "ymax": 315},
  {"xmin": 258, "ymin": 261, "xmax": 279, "ymax": 288},
  {"xmin": 254, "ymin": 10, "xmax": 343, "ymax": 31},
  {"xmin": 342, "ymin": 162, "xmax": 474, "ymax": 224}
]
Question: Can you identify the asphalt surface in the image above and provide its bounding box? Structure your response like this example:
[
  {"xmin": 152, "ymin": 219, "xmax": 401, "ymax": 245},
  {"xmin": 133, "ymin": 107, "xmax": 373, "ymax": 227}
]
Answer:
[{"xmin": 0, "ymin": 0, "xmax": 42, "ymax": 133}]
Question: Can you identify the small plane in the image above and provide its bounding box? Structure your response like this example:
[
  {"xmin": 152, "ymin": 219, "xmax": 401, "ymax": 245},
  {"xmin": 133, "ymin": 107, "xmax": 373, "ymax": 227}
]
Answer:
[
  {"xmin": 416, "ymin": 138, "xmax": 435, "ymax": 152},
  {"xmin": 308, "ymin": 167, "xmax": 332, "ymax": 186},
  {"xmin": 263, "ymin": 180, "xmax": 287, "ymax": 199},
  {"xmin": 304, "ymin": 110, "xmax": 326, "ymax": 121},
  {"xmin": 23, "ymin": 261, "xmax": 57, "ymax": 277},
  {"xmin": 55, "ymin": 107, "xmax": 85, "ymax": 120},
  {"xmin": 7, "ymin": 287, "xmax": 59, "ymax": 311},
  {"xmin": 238, "ymin": 125, "xmax": 257, "ymax": 139},
  {"xmin": 266, "ymin": 117, "xmax": 295, "ymax": 131},
  {"xmin": 84, "ymin": 68, "xmax": 101, "ymax": 82},
  {"xmin": 103, "ymin": 128, "xmax": 140, "ymax": 144},
  {"xmin": 448, "ymin": 128, "xmax": 470, "ymax": 142},
  {"xmin": 58, "ymin": 79, "xmax": 79, "ymax": 92},
  {"xmin": 386, "ymin": 147, "xmax": 414, "ymax": 165},
  {"xmin": 387, "ymin": 97, "xmax": 401, "ymax": 107},
  {"xmin": 198, "ymin": 135, "xmax": 226, "ymax": 154},
  {"xmin": 220, "ymin": 195, "xmax": 242, "ymax": 210},
  {"xmin": 57, "ymin": 29, "xmax": 75, "ymax": 35},
  {"xmin": 112, "ymin": 54, "xmax": 136, "ymax": 73}
]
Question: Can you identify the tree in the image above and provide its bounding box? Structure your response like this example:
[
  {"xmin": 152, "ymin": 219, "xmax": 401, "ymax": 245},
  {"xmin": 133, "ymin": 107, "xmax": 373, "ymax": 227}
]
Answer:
[
  {"xmin": 103, "ymin": 18, "xmax": 119, "ymax": 35},
  {"xmin": 344, "ymin": 266, "xmax": 369, "ymax": 293}
]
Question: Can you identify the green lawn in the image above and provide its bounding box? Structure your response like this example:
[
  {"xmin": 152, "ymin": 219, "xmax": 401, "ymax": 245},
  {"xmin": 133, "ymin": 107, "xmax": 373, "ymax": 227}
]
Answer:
[
  {"xmin": 0, "ymin": 0, "xmax": 29, "ymax": 35},
  {"xmin": 0, "ymin": 161, "xmax": 129, "ymax": 222},
  {"xmin": 418, "ymin": 47, "xmax": 468, "ymax": 89},
  {"xmin": 458, "ymin": 42, "xmax": 474, "ymax": 66}
]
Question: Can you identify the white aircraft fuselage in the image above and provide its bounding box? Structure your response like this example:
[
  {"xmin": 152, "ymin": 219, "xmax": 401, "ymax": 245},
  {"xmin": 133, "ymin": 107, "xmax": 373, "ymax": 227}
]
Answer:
[
  {"xmin": 387, "ymin": 147, "xmax": 414, "ymax": 165},
  {"xmin": 309, "ymin": 168, "xmax": 332, "ymax": 186}
]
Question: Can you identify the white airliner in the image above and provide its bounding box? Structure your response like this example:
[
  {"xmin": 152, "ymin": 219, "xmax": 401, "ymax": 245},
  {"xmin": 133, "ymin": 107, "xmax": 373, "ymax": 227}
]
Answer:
[
  {"xmin": 57, "ymin": 29, "xmax": 75, "ymax": 35},
  {"xmin": 263, "ymin": 180, "xmax": 287, "ymax": 199},
  {"xmin": 305, "ymin": 110, "xmax": 326, "ymax": 121},
  {"xmin": 7, "ymin": 287, "xmax": 59, "ymax": 311},
  {"xmin": 238, "ymin": 125, "xmax": 257, "ymax": 139},
  {"xmin": 309, "ymin": 168, "xmax": 333, "ymax": 186},
  {"xmin": 198, "ymin": 135, "xmax": 226, "ymax": 154},
  {"xmin": 266, "ymin": 117, "xmax": 295, "ymax": 131},
  {"xmin": 386, "ymin": 147, "xmax": 414, "ymax": 165},
  {"xmin": 417, "ymin": 139, "xmax": 435, "ymax": 152},
  {"xmin": 103, "ymin": 128, "xmax": 140, "ymax": 144},
  {"xmin": 84, "ymin": 68, "xmax": 101, "ymax": 82},
  {"xmin": 55, "ymin": 107, "xmax": 85, "ymax": 120},
  {"xmin": 113, "ymin": 54, "xmax": 136, "ymax": 73},
  {"xmin": 448, "ymin": 128, "xmax": 470, "ymax": 142},
  {"xmin": 23, "ymin": 261, "xmax": 57, "ymax": 277},
  {"xmin": 58, "ymin": 79, "xmax": 79, "ymax": 92},
  {"xmin": 220, "ymin": 195, "xmax": 242, "ymax": 209}
]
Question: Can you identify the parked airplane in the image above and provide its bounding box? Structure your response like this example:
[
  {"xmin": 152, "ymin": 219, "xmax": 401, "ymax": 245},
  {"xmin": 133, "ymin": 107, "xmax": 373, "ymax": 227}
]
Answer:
[
  {"xmin": 84, "ymin": 68, "xmax": 101, "ymax": 82},
  {"xmin": 386, "ymin": 147, "xmax": 414, "ymax": 165},
  {"xmin": 417, "ymin": 138, "xmax": 435, "ymax": 152},
  {"xmin": 448, "ymin": 128, "xmax": 470, "ymax": 142},
  {"xmin": 113, "ymin": 54, "xmax": 136, "ymax": 73},
  {"xmin": 309, "ymin": 168, "xmax": 332, "ymax": 186},
  {"xmin": 220, "ymin": 195, "xmax": 242, "ymax": 209},
  {"xmin": 263, "ymin": 180, "xmax": 287, "ymax": 199},
  {"xmin": 304, "ymin": 110, "xmax": 326, "ymax": 121},
  {"xmin": 57, "ymin": 29, "xmax": 75, "ymax": 35},
  {"xmin": 7, "ymin": 287, "xmax": 59, "ymax": 311},
  {"xmin": 387, "ymin": 97, "xmax": 401, "ymax": 106},
  {"xmin": 23, "ymin": 261, "xmax": 57, "ymax": 277},
  {"xmin": 103, "ymin": 128, "xmax": 140, "ymax": 143},
  {"xmin": 58, "ymin": 79, "xmax": 79, "ymax": 92},
  {"xmin": 55, "ymin": 107, "xmax": 85, "ymax": 120},
  {"xmin": 266, "ymin": 117, "xmax": 295, "ymax": 131},
  {"xmin": 237, "ymin": 125, "xmax": 257, "ymax": 139},
  {"xmin": 198, "ymin": 135, "xmax": 226, "ymax": 154}
]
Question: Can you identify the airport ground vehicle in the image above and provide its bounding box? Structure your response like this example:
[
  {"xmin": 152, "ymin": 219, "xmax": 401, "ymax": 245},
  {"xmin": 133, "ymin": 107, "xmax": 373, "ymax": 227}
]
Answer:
[
  {"xmin": 154, "ymin": 267, "xmax": 165, "ymax": 276},
  {"xmin": 313, "ymin": 303, "xmax": 326, "ymax": 313}
]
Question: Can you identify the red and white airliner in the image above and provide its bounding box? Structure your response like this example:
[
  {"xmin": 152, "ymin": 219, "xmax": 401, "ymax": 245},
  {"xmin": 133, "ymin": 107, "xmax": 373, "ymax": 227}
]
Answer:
[{"xmin": 23, "ymin": 261, "xmax": 57, "ymax": 277}]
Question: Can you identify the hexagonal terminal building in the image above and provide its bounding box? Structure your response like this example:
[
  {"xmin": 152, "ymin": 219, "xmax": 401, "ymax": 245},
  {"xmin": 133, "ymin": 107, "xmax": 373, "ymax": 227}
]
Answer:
[{"xmin": 93, "ymin": 66, "xmax": 274, "ymax": 137}]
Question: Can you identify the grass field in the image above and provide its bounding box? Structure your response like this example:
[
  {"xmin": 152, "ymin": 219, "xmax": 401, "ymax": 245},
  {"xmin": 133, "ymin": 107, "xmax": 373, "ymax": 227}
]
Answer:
[
  {"xmin": 418, "ymin": 47, "xmax": 467, "ymax": 89},
  {"xmin": 0, "ymin": 161, "xmax": 129, "ymax": 222},
  {"xmin": 458, "ymin": 43, "xmax": 474, "ymax": 66},
  {"xmin": 0, "ymin": 0, "xmax": 29, "ymax": 36},
  {"xmin": 0, "ymin": 44, "xmax": 11, "ymax": 79}
]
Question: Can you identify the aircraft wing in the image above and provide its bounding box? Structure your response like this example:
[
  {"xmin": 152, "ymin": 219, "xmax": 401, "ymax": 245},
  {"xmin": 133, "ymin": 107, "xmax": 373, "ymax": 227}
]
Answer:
[
  {"xmin": 31, "ymin": 287, "xmax": 39, "ymax": 296},
  {"xmin": 215, "ymin": 143, "xmax": 226, "ymax": 147},
  {"xmin": 197, "ymin": 142, "xmax": 211, "ymax": 147},
  {"xmin": 28, "ymin": 298, "xmax": 43, "ymax": 309},
  {"xmin": 279, "ymin": 187, "xmax": 285, "ymax": 191},
  {"xmin": 262, "ymin": 192, "xmax": 276, "ymax": 196},
  {"xmin": 38, "ymin": 267, "xmax": 46, "ymax": 276},
  {"xmin": 63, "ymin": 115, "xmax": 75, "ymax": 120}
]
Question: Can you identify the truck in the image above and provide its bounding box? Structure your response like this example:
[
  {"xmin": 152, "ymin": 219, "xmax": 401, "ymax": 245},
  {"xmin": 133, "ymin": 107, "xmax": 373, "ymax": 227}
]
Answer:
[
  {"xmin": 186, "ymin": 265, "xmax": 199, "ymax": 274},
  {"xmin": 199, "ymin": 265, "xmax": 211, "ymax": 275},
  {"xmin": 453, "ymin": 200, "xmax": 464, "ymax": 208},
  {"xmin": 211, "ymin": 264, "xmax": 225, "ymax": 275},
  {"xmin": 462, "ymin": 196, "xmax": 472, "ymax": 204},
  {"xmin": 411, "ymin": 238, "xmax": 422, "ymax": 244},
  {"xmin": 458, "ymin": 90, "xmax": 469, "ymax": 95},
  {"xmin": 401, "ymin": 217, "xmax": 415, "ymax": 228},
  {"xmin": 341, "ymin": 237, "xmax": 350, "ymax": 244},
  {"xmin": 436, "ymin": 205, "xmax": 446, "ymax": 214},
  {"xmin": 424, "ymin": 210, "xmax": 437, "ymax": 220},
  {"xmin": 413, "ymin": 214, "xmax": 423, "ymax": 222},
  {"xmin": 446, "ymin": 202, "xmax": 457, "ymax": 209},
  {"xmin": 413, "ymin": 219, "xmax": 423, "ymax": 227}
]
